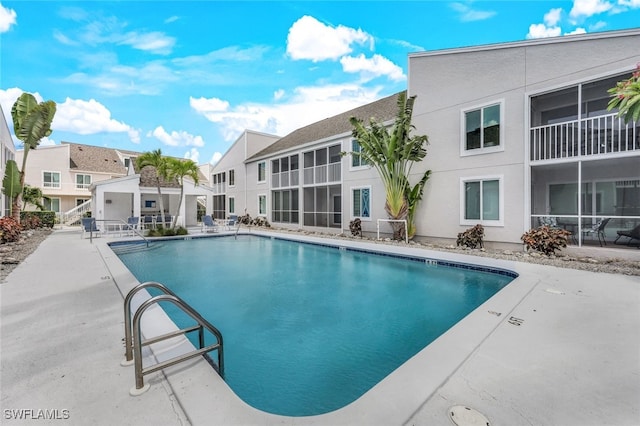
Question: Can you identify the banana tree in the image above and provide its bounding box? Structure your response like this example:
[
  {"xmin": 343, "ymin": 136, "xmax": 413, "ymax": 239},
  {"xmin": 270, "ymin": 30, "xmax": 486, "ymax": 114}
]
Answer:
[
  {"xmin": 22, "ymin": 185, "xmax": 48, "ymax": 211},
  {"xmin": 349, "ymin": 92, "xmax": 430, "ymax": 240},
  {"xmin": 165, "ymin": 157, "xmax": 200, "ymax": 229},
  {"xmin": 11, "ymin": 92, "xmax": 56, "ymax": 222},
  {"xmin": 136, "ymin": 149, "xmax": 169, "ymax": 226},
  {"xmin": 2, "ymin": 160, "xmax": 22, "ymax": 217}
]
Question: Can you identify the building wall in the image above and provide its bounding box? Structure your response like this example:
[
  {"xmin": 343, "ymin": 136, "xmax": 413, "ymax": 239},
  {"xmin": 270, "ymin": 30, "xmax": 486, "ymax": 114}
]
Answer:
[
  {"xmin": 407, "ymin": 29, "xmax": 640, "ymax": 245},
  {"xmin": 0, "ymin": 105, "xmax": 16, "ymax": 217}
]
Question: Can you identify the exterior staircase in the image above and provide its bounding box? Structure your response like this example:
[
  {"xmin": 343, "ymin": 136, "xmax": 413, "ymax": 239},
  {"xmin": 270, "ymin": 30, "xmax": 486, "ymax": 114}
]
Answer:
[{"xmin": 62, "ymin": 199, "xmax": 92, "ymax": 226}]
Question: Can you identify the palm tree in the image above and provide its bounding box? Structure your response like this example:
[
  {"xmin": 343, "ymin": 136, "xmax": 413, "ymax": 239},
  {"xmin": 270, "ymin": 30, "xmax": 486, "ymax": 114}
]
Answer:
[
  {"xmin": 136, "ymin": 149, "xmax": 169, "ymax": 226},
  {"xmin": 165, "ymin": 157, "xmax": 200, "ymax": 229},
  {"xmin": 11, "ymin": 92, "xmax": 56, "ymax": 223},
  {"xmin": 22, "ymin": 185, "xmax": 48, "ymax": 211},
  {"xmin": 349, "ymin": 92, "xmax": 430, "ymax": 240}
]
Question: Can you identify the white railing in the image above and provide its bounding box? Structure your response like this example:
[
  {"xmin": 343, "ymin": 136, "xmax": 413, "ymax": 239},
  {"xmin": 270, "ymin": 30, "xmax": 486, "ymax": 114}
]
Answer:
[
  {"xmin": 303, "ymin": 162, "xmax": 341, "ymax": 185},
  {"xmin": 377, "ymin": 219, "xmax": 408, "ymax": 244},
  {"xmin": 62, "ymin": 199, "xmax": 92, "ymax": 225},
  {"xmin": 271, "ymin": 170, "xmax": 299, "ymax": 188},
  {"xmin": 531, "ymin": 113, "xmax": 639, "ymax": 162}
]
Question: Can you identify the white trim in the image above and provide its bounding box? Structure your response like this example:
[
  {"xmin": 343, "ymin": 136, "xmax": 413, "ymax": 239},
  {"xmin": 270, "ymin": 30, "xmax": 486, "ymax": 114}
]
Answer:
[
  {"xmin": 460, "ymin": 100, "xmax": 505, "ymax": 157},
  {"xmin": 75, "ymin": 173, "xmax": 92, "ymax": 190},
  {"xmin": 257, "ymin": 193, "xmax": 267, "ymax": 216},
  {"xmin": 228, "ymin": 169, "xmax": 235, "ymax": 187},
  {"xmin": 459, "ymin": 175, "xmax": 504, "ymax": 227},
  {"xmin": 350, "ymin": 185, "xmax": 372, "ymax": 221},
  {"xmin": 348, "ymin": 139, "xmax": 372, "ymax": 171},
  {"xmin": 42, "ymin": 170, "xmax": 61, "ymax": 189},
  {"xmin": 228, "ymin": 196, "xmax": 235, "ymax": 215},
  {"xmin": 257, "ymin": 161, "xmax": 266, "ymax": 184}
]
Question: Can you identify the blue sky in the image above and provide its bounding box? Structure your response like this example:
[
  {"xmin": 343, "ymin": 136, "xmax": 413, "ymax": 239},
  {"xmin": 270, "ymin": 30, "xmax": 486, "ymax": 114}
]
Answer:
[{"xmin": 1, "ymin": 1, "xmax": 639, "ymax": 165}]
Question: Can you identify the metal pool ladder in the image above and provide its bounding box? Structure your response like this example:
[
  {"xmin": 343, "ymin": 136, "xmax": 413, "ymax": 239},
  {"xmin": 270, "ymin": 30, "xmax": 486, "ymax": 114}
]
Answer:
[{"xmin": 121, "ymin": 281, "xmax": 224, "ymax": 395}]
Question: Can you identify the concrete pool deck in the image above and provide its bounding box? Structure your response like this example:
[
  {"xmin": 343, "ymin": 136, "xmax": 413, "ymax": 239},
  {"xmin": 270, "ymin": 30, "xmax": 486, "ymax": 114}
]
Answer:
[{"xmin": 1, "ymin": 227, "xmax": 639, "ymax": 425}]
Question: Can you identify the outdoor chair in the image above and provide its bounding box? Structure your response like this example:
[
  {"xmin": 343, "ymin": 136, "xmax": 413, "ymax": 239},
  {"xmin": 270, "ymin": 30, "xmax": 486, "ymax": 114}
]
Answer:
[
  {"xmin": 81, "ymin": 217, "xmax": 99, "ymax": 239},
  {"xmin": 614, "ymin": 223, "xmax": 640, "ymax": 247},
  {"xmin": 202, "ymin": 215, "xmax": 218, "ymax": 233},
  {"xmin": 158, "ymin": 214, "xmax": 172, "ymax": 228},
  {"xmin": 142, "ymin": 215, "xmax": 154, "ymax": 229},
  {"xmin": 582, "ymin": 217, "xmax": 610, "ymax": 247},
  {"xmin": 126, "ymin": 216, "xmax": 140, "ymax": 235}
]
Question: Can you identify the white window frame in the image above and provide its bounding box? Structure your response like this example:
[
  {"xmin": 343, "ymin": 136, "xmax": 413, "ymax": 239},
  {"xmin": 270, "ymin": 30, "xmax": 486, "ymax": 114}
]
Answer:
[
  {"xmin": 257, "ymin": 161, "xmax": 266, "ymax": 183},
  {"xmin": 258, "ymin": 194, "xmax": 267, "ymax": 216},
  {"xmin": 75, "ymin": 173, "xmax": 91, "ymax": 190},
  {"xmin": 228, "ymin": 196, "xmax": 235, "ymax": 214},
  {"xmin": 228, "ymin": 169, "xmax": 235, "ymax": 187},
  {"xmin": 351, "ymin": 185, "xmax": 372, "ymax": 221},
  {"xmin": 44, "ymin": 197, "xmax": 61, "ymax": 213},
  {"xmin": 460, "ymin": 100, "xmax": 505, "ymax": 157},
  {"xmin": 43, "ymin": 171, "xmax": 61, "ymax": 189},
  {"xmin": 349, "ymin": 139, "xmax": 370, "ymax": 171},
  {"xmin": 459, "ymin": 175, "xmax": 504, "ymax": 226}
]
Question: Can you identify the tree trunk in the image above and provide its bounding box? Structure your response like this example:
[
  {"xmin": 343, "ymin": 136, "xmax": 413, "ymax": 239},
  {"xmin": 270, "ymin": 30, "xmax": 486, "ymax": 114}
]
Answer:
[
  {"xmin": 385, "ymin": 200, "xmax": 408, "ymax": 241},
  {"xmin": 156, "ymin": 178, "xmax": 165, "ymax": 226},
  {"xmin": 12, "ymin": 171, "xmax": 25, "ymax": 223}
]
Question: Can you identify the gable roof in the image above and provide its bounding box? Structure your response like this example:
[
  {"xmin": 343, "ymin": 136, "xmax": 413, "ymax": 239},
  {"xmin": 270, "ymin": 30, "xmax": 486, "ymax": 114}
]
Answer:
[
  {"xmin": 64, "ymin": 142, "xmax": 138, "ymax": 175},
  {"xmin": 247, "ymin": 91, "xmax": 404, "ymax": 161}
]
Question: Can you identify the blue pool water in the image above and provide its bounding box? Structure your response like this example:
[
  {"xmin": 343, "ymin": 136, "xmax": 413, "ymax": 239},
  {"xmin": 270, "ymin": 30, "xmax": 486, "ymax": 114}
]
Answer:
[{"xmin": 115, "ymin": 235, "xmax": 514, "ymax": 416}]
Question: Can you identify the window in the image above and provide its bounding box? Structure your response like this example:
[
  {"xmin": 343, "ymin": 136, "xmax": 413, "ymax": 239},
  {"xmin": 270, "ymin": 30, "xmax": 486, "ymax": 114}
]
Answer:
[
  {"xmin": 44, "ymin": 197, "xmax": 60, "ymax": 213},
  {"xmin": 76, "ymin": 174, "xmax": 91, "ymax": 189},
  {"xmin": 462, "ymin": 102, "xmax": 502, "ymax": 154},
  {"xmin": 43, "ymin": 171, "xmax": 61, "ymax": 188},
  {"xmin": 461, "ymin": 176, "xmax": 503, "ymax": 225},
  {"xmin": 272, "ymin": 189, "xmax": 299, "ymax": 223},
  {"xmin": 229, "ymin": 197, "xmax": 235, "ymax": 214},
  {"xmin": 303, "ymin": 144, "xmax": 342, "ymax": 184},
  {"xmin": 258, "ymin": 162, "xmax": 266, "ymax": 183},
  {"xmin": 229, "ymin": 169, "xmax": 235, "ymax": 186},
  {"xmin": 351, "ymin": 140, "xmax": 369, "ymax": 168},
  {"xmin": 352, "ymin": 187, "xmax": 371, "ymax": 219},
  {"xmin": 258, "ymin": 195, "xmax": 267, "ymax": 216}
]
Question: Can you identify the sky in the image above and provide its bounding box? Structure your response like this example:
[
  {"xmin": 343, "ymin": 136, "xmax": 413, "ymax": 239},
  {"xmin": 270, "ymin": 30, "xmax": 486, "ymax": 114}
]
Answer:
[{"xmin": 1, "ymin": 1, "xmax": 639, "ymax": 165}]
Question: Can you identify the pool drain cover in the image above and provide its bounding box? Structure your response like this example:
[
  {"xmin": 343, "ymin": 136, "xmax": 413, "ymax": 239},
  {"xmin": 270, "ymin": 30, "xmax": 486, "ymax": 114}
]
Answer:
[{"xmin": 448, "ymin": 405, "xmax": 490, "ymax": 426}]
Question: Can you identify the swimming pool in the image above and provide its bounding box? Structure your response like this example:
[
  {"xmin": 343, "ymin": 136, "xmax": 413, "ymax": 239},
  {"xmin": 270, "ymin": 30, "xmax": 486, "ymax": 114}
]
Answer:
[{"xmin": 115, "ymin": 235, "xmax": 515, "ymax": 416}]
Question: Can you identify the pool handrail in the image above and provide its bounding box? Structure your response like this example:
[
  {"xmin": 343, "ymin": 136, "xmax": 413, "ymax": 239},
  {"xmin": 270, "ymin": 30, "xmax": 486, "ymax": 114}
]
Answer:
[{"xmin": 122, "ymin": 281, "xmax": 224, "ymax": 395}]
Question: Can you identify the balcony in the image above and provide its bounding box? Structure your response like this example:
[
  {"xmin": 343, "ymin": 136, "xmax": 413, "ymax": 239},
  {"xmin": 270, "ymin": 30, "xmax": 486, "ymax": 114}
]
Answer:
[{"xmin": 530, "ymin": 113, "xmax": 639, "ymax": 163}]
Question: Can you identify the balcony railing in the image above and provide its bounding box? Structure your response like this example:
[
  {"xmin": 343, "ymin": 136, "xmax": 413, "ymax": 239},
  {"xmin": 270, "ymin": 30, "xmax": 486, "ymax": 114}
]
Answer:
[
  {"xmin": 303, "ymin": 163, "xmax": 341, "ymax": 185},
  {"xmin": 530, "ymin": 113, "xmax": 639, "ymax": 162},
  {"xmin": 271, "ymin": 170, "xmax": 299, "ymax": 188}
]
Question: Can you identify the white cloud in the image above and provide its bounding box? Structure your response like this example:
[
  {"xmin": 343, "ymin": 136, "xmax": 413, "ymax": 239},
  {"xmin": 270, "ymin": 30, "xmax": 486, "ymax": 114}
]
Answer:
[
  {"xmin": 55, "ymin": 97, "xmax": 139, "ymax": 140},
  {"xmin": 0, "ymin": 2, "xmax": 17, "ymax": 33},
  {"xmin": 165, "ymin": 15, "xmax": 180, "ymax": 24},
  {"xmin": 569, "ymin": 0, "xmax": 613, "ymax": 19},
  {"xmin": 340, "ymin": 54, "xmax": 406, "ymax": 82},
  {"xmin": 618, "ymin": 0, "xmax": 640, "ymax": 7},
  {"xmin": 286, "ymin": 15, "xmax": 372, "ymax": 62},
  {"xmin": 189, "ymin": 97, "xmax": 229, "ymax": 113},
  {"xmin": 118, "ymin": 31, "xmax": 176, "ymax": 55},
  {"xmin": 274, "ymin": 89, "xmax": 285, "ymax": 101},
  {"xmin": 566, "ymin": 27, "xmax": 588, "ymax": 35},
  {"xmin": 191, "ymin": 84, "xmax": 385, "ymax": 142},
  {"xmin": 151, "ymin": 126, "xmax": 205, "ymax": 148},
  {"xmin": 184, "ymin": 147, "xmax": 199, "ymax": 163},
  {"xmin": 450, "ymin": 2, "xmax": 497, "ymax": 22},
  {"xmin": 210, "ymin": 152, "xmax": 223, "ymax": 164},
  {"xmin": 527, "ymin": 8, "xmax": 566, "ymax": 39},
  {"xmin": 527, "ymin": 23, "xmax": 562, "ymax": 39}
]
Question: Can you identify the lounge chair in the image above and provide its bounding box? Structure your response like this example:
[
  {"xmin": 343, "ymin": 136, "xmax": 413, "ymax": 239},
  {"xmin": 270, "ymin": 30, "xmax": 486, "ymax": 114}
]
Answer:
[
  {"xmin": 202, "ymin": 215, "xmax": 219, "ymax": 233},
  {"xmin": 582, "ymin": 217, "xmax": 610, "ymax": 246},
  {"xmin": 81, "ymin": 217, "xmax": 99, "ymax": 239},
  {"xmin": 614, "ymin": 223, "xmax": 640, "ymax": 246}
]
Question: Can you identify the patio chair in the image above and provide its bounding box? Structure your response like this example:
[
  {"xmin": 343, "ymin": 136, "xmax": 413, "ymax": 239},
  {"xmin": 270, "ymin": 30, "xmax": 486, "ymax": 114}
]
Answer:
[
  {"xmin": 202, "ymin": 215, "xmax": 218, "ymax": 233},
  {"xmin": 537, "ymin": 216, "xmax": 560, "ymax": 228},
  {"xmin": 81, "ymin": 217, "xmax": 99, "ymax": 239},
  {"xmin": 614, "ymin": 223, "xmax": 640, "ymax": 246},
  {"xmin": 582, "ymin": 217, "xmax": 610, "ymax": 246},
  {"xmin": 142, "ymin": 215, "xmax": 154, "ymax": 230},
  {"xmin": 158, "ymin": 214, "xmax": 172, "ymax": 228},
  {"xmin": 126, "ymin": 216, "xmax": 140, "ymax": 235}
]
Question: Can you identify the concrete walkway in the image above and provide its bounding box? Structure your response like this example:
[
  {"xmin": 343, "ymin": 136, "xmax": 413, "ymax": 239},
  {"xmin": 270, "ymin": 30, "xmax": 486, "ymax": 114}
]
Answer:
[{"xmin": 1, "ymin": 228, "xmax": 639, "ymax": 425}]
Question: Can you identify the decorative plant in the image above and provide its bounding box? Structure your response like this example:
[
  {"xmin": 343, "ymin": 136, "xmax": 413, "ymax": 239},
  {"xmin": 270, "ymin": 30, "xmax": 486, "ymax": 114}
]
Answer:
[
  {"xmin": 20, "ymin": 213, "xmax": 42, "ymax": 230},
  {"xmin": 10, "ymin": 92, "xmax": 57, "ymax": 223},
  {"xmin": 0, "ymin": 216, "xmax": 23, "ymax": 243},
  {"xmin": 349, "ymin": 218, "xmax": 362, "ymax": 237},
  {"xmin": 22, "ymin": 184, "xmax": 48, "ymax": 211},
  {"xmin": 456, "ymin": 224, "xmax": 484, "ymax": 249},
  {"xmin": 521, "ymin": 226, "xmax": 571, "ymax": 255},
  {"xmin": 607, "ymin": 64, "xmax": 640, "ymax": 123},
  {"xmin": 349, "ymin": 92, "xmax": 430, "ymax": 241}
]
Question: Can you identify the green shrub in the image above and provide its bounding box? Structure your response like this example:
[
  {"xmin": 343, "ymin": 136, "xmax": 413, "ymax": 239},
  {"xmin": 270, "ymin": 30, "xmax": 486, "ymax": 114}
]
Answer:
[
  {"xmin": 457, "ymin": 224, "xmax": 484, "ymax": 249},
  {"xmin": 521, "ymin": 226, "xmax": 571, "ymax": 255},
  {"xmin": 20, "ymin": 211, "xmax": 55, "ymax": 228},
  {"xmin": 20, "ymin": 214, "xmax": 42, "ymax": 230},
  {"xmin": 0, "ymin": 217, "xmax": 23, "ymax": 243},
  {"xmin": 175, "ymin": 227, "xmax": 188, "ymax": 235}
]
